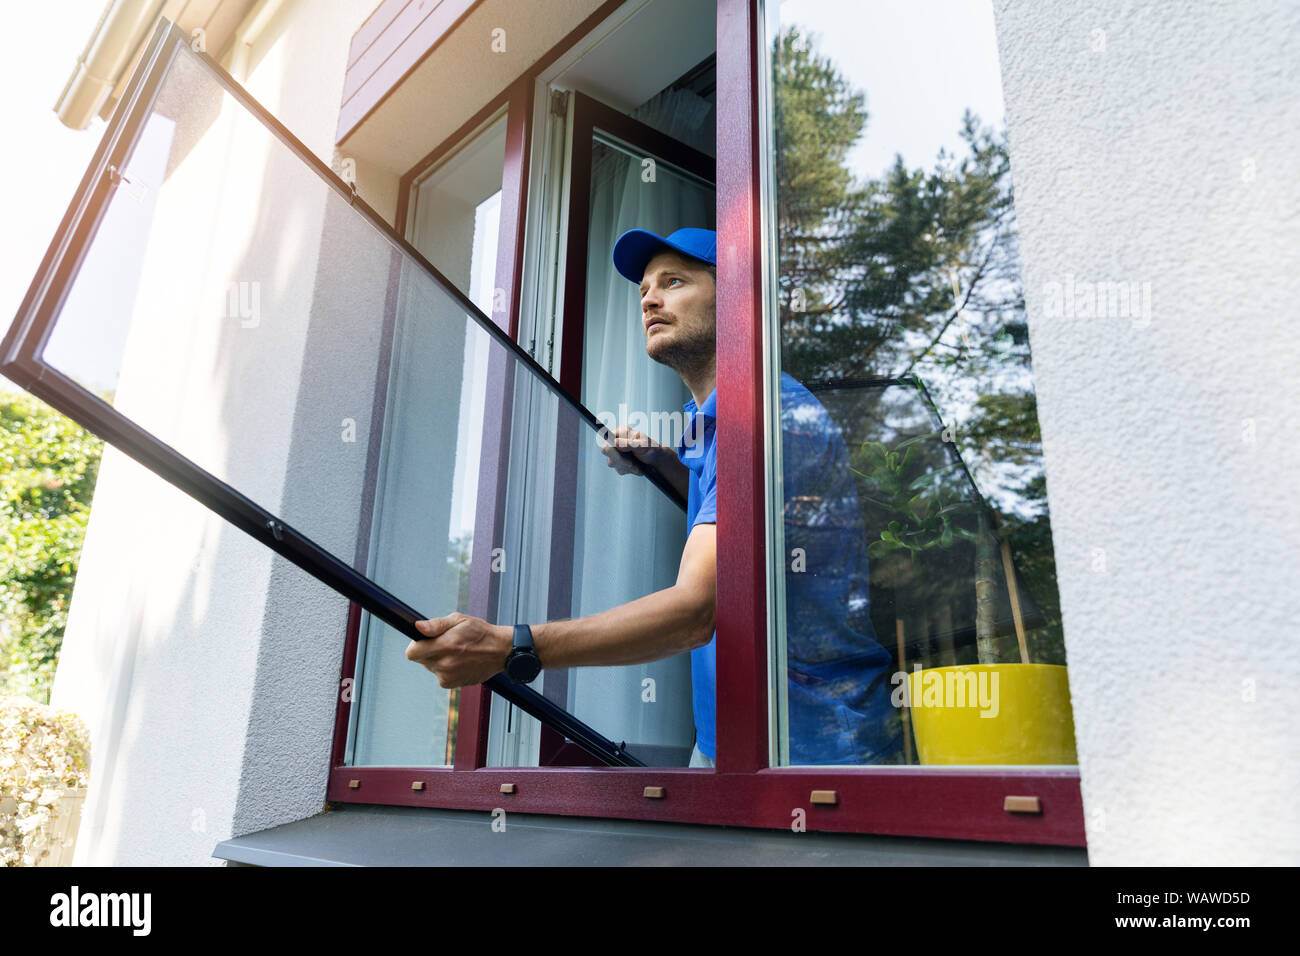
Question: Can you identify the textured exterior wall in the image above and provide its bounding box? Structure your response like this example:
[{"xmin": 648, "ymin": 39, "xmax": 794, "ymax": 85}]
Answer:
[
  {"xmin": 992, "ymin": 0, "xmax": 1300, "ymax": 863},
  {"xmin": 53, "ymin": 0, "xmax": 388, "ymax": 866}
]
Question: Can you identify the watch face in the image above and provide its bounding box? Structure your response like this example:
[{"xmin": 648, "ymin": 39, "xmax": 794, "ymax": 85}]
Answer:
[{"xmin": 508, "ymin": 651, "xmax": 542, "ymax": 684}]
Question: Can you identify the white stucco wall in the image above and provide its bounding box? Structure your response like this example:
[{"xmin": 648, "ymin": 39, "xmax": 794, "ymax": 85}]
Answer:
[
  {"xmin": 992, "ymin": 0, "xmax": 1300, "ymax": 864},
  {"xmin": 52, "ymin": 0, "xmax": 395, "ymax": 866}
]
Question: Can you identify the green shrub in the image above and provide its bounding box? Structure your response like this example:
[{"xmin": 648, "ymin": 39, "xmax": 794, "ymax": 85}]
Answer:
[
  {"xmin": 0, "ymin": 694, "xmax": 90, "ymax": 866},
  {"xmin": 0, "ymin": 391, "xmax": 103, "ymax": 703}
]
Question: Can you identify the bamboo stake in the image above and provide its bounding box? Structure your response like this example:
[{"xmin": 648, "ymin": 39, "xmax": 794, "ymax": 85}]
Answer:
[
  {"xmin": 989, "ymin": 510, "xmax": 1031, "ymax": 664},
  {"xmin": 444, "ymin": 688, "xmax": 460, "ymax": 765},
  {"xmin": 999, "ymin": 538, "xmax": 1030, "ymax": 663},
  {"xmin": 896, "ymin": 617, "xmax": 913, "ymax": 764},
  {"xmin": 974, "ymin": 512, "xmax": 1000, "ymax": 664}
]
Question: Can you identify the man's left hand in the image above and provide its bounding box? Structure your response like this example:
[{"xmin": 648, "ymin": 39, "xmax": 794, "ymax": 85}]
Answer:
[{"xmin": 406, "ymin": 613, "xmax": 512, "ymax": 689}]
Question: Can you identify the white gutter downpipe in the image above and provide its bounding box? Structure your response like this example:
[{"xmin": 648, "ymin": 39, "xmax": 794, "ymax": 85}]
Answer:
[
  {"xmin": 229, "ymin": 0, "xmax": 287, "ymax": 82},
  {"xmin": 54, "ymin": 0, "xmax": 165, "ymax": 130}
]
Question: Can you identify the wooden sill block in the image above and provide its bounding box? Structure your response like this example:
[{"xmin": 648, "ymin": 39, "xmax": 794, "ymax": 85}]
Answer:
[
  {"xmin": 410, "ymin": 781, "xmax": 424, "ymax": 792},
  {"xmin": 348, "ymin": 779, "xmax": 360, "ymax": 789},
  {"xmin": 500, "ymin": 783, "xmax": 516, "ymax": 794},
  {"xmin": 1003, "ymin": 795, "xmax": 1041, "ymax": 814},
  {"xmin": 643, "ymin": 786, "xmax": 665, "ymax": 799},
  {"xmin": 810, "ymin": 790, "xmax": 838, "ymax": 806}
]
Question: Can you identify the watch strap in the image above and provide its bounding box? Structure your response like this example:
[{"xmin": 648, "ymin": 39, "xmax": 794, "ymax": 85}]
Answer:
[{"xmin": 513, "ymin": 623, "xmax": 534, "ymax": 651}]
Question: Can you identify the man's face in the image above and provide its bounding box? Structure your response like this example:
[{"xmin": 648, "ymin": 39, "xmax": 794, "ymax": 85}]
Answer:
[{"xmin": 637, "ymin": 250, "xmax": 716, "ymax": 371}]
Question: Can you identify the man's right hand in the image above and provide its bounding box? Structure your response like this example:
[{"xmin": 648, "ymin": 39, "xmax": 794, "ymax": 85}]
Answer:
[
  {"xmin": 598, "ymin": 425, "xmax": 691, "ymax": 501},
  {"xmin": 599, "ymin": 425, "xmax": 667, "ymax": 476}
]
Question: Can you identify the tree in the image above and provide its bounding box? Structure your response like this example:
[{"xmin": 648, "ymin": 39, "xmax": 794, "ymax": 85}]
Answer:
[
  {"xmin": 772, "ymin": 25, "xmax": 1063, "ymax": 664},
  {"xmin": 0, "ymin": 390, "xmax": 103, "ymax": 703}
]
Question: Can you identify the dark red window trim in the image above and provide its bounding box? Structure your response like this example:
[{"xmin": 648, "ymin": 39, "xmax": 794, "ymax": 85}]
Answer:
[
  {"xmin": 328, "ymin": 0, "xmax": 1087, "ymax": 848},
  {"xmin": 714, "ymin": 0, "xmax": 769, "ymax": 777},
  {"xmin": 326, "ymin": 765, "xmax": 1085, "ymax": 845}
]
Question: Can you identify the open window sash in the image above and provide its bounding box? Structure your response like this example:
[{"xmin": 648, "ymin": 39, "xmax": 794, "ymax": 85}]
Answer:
[{"xmin": 0, "ymin": 19, "xmax": 685, "ymax": 768}]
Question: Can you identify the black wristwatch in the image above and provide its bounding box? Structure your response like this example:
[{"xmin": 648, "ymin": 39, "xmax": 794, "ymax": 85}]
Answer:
[{"xmin": 504, "ymin": 624, "xmax": 542, "ymax": 684}]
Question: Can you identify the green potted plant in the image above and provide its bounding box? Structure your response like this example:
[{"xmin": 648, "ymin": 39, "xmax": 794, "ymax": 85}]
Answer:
[{"xmin": 851, "ymin": 431, "xmax": 1076, "ymax": 765}]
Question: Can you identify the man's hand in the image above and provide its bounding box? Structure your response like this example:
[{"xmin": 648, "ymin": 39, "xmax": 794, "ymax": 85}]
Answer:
[
  {"xmin": 599, "ymin": 425, "xmax": 664, "ymax": 475},
  {"xmin": 406, "ymin": 613, "xmax": 512, "ymax": 689},
  {"xmin": 599, "ymin": 425, "xmax": 690, "ymax": 500}
]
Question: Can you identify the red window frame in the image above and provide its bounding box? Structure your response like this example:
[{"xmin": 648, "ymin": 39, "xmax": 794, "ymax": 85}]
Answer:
[{"xmin": 326, "ymin": 0, "xmax": 1086, "ymax": 847}]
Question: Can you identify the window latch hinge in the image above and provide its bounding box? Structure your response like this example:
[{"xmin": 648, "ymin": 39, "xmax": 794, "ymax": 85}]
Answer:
[{"xmin": 106, "ymin": 164, "xmax": 148, "ymax": 202}]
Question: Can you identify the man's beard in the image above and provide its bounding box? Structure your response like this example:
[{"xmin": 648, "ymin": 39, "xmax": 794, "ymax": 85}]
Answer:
[{"xmin": 647, "ymin": 321, "xmax": 715, "ymax": 376}]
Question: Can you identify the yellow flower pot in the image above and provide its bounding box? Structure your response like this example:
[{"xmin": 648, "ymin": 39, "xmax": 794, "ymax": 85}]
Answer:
[{"xmin": 906, "ymin": 664, "xmax": 1077, "ymax": 765}]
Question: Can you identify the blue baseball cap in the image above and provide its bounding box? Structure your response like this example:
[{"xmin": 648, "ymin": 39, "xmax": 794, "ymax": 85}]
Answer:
[{"xmin": 612, "ymin": 227, "xmax": 716, "ymax": 284}]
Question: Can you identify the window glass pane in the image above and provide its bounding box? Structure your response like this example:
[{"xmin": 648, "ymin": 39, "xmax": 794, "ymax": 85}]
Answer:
[
  {"xmin": 409, "ymin": 113, "xmax": 508, "ymax": 312},
  {"xmin": 26, "ymin": 41, "xmax": 681, "ymax": 769},
  {"xmin": 763, "ymin": 1, "xmax": 1075, "ymax": 767},
  {"xmin": 353, "ymin": 113, "xmax": 507, "ymax": 767}
]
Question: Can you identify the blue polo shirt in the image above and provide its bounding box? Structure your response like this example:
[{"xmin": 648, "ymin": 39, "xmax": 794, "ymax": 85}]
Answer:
[
  {"xmin": 676, "ymin": 372, "xmax": 901, "ymax": 765},
  {"xmin": 676, "ymin": 387, "xmax": 719, "ymax": 758}
]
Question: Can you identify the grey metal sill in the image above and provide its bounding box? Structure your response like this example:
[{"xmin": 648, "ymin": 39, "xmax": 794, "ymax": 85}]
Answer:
[{"xmin": 213, "ymin": 803, "xmax": 1089, "ymax": 866}]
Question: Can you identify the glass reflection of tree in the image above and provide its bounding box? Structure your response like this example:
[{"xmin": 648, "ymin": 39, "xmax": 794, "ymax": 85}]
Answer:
[{"xmin": 773, "ymin": 26, "xmax": 1064, "ymax": 668}]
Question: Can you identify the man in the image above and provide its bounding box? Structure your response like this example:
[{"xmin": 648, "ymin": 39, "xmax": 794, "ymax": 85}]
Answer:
[{"xmin": 407, "ymin": 227, "xmax": 900, "ymax": 767}]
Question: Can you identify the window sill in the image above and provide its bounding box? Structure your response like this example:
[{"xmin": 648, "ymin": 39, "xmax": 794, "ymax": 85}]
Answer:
[{"xmin": 211, "ymin": 803, "xmax": 1089, "ymax": 867}]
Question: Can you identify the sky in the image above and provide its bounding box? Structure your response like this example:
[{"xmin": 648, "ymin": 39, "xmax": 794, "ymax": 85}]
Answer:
[
  {"xmin": 0, "ymin": 2, "xmax": 108, "ymax": 394},
  {"xmin": 777, "ymin": 0, "xmax": 1007, "ymax": 181}
]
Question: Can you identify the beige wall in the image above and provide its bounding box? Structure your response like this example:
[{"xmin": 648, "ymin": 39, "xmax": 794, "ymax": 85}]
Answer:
[{"xmin": 223, "ymin": 0, "xmax": 403, "ymax": 225}]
